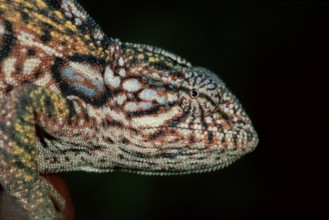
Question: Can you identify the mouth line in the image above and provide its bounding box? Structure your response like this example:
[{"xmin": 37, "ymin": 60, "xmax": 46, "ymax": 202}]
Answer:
[
  {"xmin": 113, "ymin": 155, "xmax": 242, "ymax": 176},
  {"xmin": 143, "ymin": 126, "xmax": 255, "ymax": 137},
  {"xmin": 143, "ymin": 126, "xmax": 258, "ymax": 148},
  {"xmin": 144, "ymin": 126, "xmax": 222, "ymax": 132}
]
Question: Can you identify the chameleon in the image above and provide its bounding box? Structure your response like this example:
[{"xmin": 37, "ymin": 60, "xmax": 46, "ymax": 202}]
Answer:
[{"xmin": 0, "ymin": 0, "xmax": 258, "ymax": 219}]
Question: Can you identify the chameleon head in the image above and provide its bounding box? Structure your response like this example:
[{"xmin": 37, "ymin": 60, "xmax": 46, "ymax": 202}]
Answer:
[{"xmin": 106, "ymin": 44, "xmax": 258, "ymax": 175}]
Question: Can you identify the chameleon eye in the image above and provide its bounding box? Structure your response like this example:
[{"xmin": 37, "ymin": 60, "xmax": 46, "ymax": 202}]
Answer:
[
  {"xmin": 189, "ymin": 89, "xmax": 199, "ymax": 99},
  {"xmin": 178, "ymin": 69, "xmax": 221, "ymax": 116}
]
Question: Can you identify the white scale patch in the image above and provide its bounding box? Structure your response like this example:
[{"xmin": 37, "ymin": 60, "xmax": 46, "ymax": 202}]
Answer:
[
  {"xmin": 139, "ymin": 89, "xmax": 157, "ymax": 100},
  {"xmin": 17, "ymin": 31, "xmax": 63, "ymax": 57},
  {"xmin": 64, "ymin": 12, "xmax": 72, "ymax": 18},
  {"xmin": 139, "ymin": 89, "xmax": 168, "ymax": 104},
  {"xmin": 124, "ymin": 102, "xmax": 138, "ymax": 111},
  {"xmin": 124, "ymin": 101, "xmax": 152, "ymax": 112},
  {"xmin": 119, "ymin": 68, "xmax": 126, "ymax": 77},
  {"xmin": 131, "ymin": 107, "xmax": 180, "ymax": 128},
  {"xmin": 23, "ymin": 58, "xmax": 41, "ymax": 75},
  {"xmin": 35, "ymin": 71, "xmax": 52, "ymax": 87},
  {"xmin": 104, "ymin": 66, "xmax": 121, "ymax": 88},
  {"xmin": 62, "ymin": 0, "xmax": 87, "ymax": 20},
  {"xmin": 119, "ymin": 57, "xmax": 124, "ymax": 66},
  {"xmin": 113, "ymin": 94, "xmax": 126, "ymax": 106},
  {"xmin": 156, "ymin": 96, "xmax": 166, "ymax": 104},
  {"xmin": 2, "ymin": 57, "xmax": 16, "ymax": 76},
  {"xmin": 75, "ymin": 18, "xmax": 82, "ymax": 26},
  {"xmin": 139, "ymin": 102, "xmax": 152, "ymax": 109},
  {"xmin": 122, "ymin": 79, "xmax": 142, "ymax": 92},
  {"xmin": 2, "ymin": 57, "xmax": 17, "ymax": 85},
  {"xmin": 49, "ymin": 84, "xmax": 61, "ymax": 94},
  {"xmin": 167, "ymin": 94, "xmax": 178, "ymax": 102},
  {"xmin": 93, "ymin": 29, "xmax": 104, "ymax": 40},
  {"xmin": 205, "ymin": 116, "xmax": 213, "ymax": 124}
]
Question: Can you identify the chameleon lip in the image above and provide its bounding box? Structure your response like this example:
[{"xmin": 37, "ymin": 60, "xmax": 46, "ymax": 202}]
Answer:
[
  {"xmin": 144, "ymin": 126, "xmax": 228, "ymax": 132},
  {"xmin": 113, "ymin": 138, "xmax": 258, "ymax": 176},
  {"xmin": 113, "ymin": 155, "xmax": 244, "ymax": 176},
  {"xmin": 145, "ymin": 125, "xmax": 258, "ymax": 137}
]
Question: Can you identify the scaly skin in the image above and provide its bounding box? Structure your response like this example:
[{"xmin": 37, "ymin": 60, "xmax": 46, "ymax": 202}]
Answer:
[{"xmin": 0, "ymin": 0, "xmax": 258, "ymax": 219}]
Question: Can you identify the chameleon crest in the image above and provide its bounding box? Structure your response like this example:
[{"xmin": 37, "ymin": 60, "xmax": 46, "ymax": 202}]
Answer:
[{"xmin": 0, "ymin": 0, "xmax": 258, "ymax": 219}]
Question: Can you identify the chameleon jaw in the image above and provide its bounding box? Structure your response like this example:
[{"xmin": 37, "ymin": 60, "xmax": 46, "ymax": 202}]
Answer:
[
  {"xmin": 110, "ymin": 147, "xmax": 252, "ymax": 176},
  {"xmin": 108, "ymin": 128, "xmax": 258, "ymax": 176}
]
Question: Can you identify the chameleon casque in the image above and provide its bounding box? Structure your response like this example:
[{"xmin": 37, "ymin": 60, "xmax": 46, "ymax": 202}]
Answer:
[{"xmin": 0, "ymin": 0, "xmax": 258, "ymax": 219}]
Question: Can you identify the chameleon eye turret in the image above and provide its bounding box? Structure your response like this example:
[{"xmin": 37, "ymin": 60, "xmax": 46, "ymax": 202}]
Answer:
[{"xmin": 179, "ymin": 67, "xmax": 221, "ymax": 116}]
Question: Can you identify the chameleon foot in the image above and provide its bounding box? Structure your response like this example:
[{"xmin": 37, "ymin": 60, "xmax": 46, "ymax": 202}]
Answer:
[
  {"xmin": 11, "ymin": 177, "xmax": 65, "ymax": 220},
  {"xmin": 0, "ymin": 85, "xmax": 75, "ymax": 219}
]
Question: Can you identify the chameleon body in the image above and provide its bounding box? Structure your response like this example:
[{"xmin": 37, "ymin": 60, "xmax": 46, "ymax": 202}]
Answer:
[{"xmin": 0, "ymin": 0, "xmax": 258, "ymax": 219}]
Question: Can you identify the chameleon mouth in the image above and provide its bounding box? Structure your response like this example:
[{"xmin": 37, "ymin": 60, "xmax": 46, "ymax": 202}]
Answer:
[
  {"xmin": 111, "ymin": 134, "xmax": 258, "ymax": 176},
  {"xmin": 146, "ymin": 126, "xmax": 218, "ymax": 131},
  {"xmin": 146, "ymin": 126, "xmax": 219, "ymax": 131}
]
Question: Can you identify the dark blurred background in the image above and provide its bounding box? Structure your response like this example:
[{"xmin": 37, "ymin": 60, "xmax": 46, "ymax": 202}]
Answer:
[{"xmin": 63, "ymin": 1, "xmax": 329, "ymax": 219}]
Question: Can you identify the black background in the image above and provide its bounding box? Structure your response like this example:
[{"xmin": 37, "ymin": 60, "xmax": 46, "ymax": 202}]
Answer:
[{"xmin": 63, "ymin": 1, "xmax": 329, "ymax": 219}]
